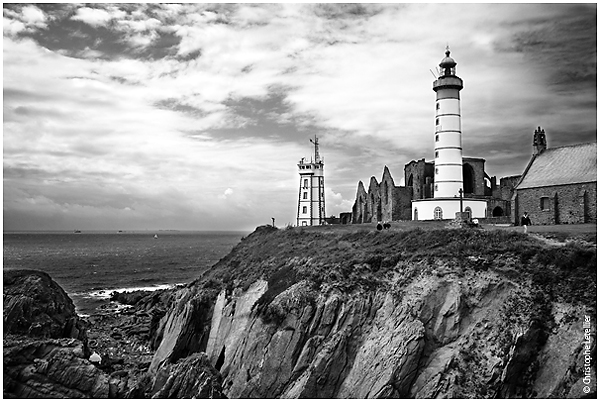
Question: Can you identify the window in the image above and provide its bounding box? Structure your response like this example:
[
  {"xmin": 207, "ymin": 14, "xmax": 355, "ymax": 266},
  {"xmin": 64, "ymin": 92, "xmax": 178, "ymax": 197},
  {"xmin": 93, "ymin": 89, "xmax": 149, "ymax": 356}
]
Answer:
[
  {"xmin": 434, "ymin": 184, "xmax": 438, "ymax": 191},
  {"xmin": 435, "ymin": 168, "xmax": 438, "ymax": 175},
  {"xmin": 435, "ymin": 118, "xmax": 440, "ymax": 125},
  {"xmin": 302, "ymin": 206, "xmax": 307, "ymax": 214},
  {"xmin": 302, "ymin": 221, "xmax": 307, "ymax": 226},
  {"xmin": 303, "ymin": 192, "xmax": 307, "ymax": 199},
  {"xmin": 303, "ymin": 179, "xmax": 308, "ymax": 188},
  {"xmin": 465, "ymin": 206, "xmax": 472, "ymax": 220},
  {"xmin": 435, "ymin": 151, "xmax": 439, "ymax": 158},
  {"xmin": 436, "ymin": 103, "xmax": 440, "ymax": 110},
  {"xmin": 435, "ymin": 135, "xmax": 439, "ymax": 142},
  {"xmin": 540, "ymin": 197, "xmax": 551, "ymax": 211},
  {"xmin": 434, "ymin": 206, "xmax": 443, "ymax": 220}
]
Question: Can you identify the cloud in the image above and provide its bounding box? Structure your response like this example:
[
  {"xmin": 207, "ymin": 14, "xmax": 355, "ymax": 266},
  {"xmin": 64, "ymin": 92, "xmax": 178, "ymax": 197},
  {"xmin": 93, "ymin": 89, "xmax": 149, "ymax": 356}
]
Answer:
[
  {"xmin": 3, "ymin": 4, "xmax": 596, "ymax": 231},
  {"xmin": 219, "ymin": 188, "xmax": 234, "ymax": 200},
  {"xmin": 71, "ymin": 6, "xmax": 125, "ymax": 27}
]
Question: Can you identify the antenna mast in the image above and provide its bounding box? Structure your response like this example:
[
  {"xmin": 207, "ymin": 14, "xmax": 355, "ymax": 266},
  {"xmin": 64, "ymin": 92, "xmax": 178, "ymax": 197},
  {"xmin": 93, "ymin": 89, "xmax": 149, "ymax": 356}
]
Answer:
[{"xmin": 309, "ymin": 135, "xmax": 320, "ymax": 163}]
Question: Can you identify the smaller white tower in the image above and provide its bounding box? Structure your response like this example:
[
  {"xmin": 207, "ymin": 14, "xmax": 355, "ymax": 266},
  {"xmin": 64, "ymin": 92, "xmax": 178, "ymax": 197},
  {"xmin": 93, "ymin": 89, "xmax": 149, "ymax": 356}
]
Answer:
[{"xmin": 297, "ymin": 136, "xmax": 326, "ymax": 226}]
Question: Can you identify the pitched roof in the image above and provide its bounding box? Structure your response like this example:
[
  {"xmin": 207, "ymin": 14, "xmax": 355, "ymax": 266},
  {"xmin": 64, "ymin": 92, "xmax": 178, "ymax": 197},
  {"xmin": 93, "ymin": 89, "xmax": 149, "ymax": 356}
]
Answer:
[{"xmin": 517, "ymin": 143, "xmax": 597, "ymax": 189}]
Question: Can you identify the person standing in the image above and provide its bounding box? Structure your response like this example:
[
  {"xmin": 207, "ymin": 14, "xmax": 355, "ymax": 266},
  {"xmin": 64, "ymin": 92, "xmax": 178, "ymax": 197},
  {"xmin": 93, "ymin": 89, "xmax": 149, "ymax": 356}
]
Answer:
[{"xmin": 521, "ymin": 212, "xmax": 532, "ymax": 233}]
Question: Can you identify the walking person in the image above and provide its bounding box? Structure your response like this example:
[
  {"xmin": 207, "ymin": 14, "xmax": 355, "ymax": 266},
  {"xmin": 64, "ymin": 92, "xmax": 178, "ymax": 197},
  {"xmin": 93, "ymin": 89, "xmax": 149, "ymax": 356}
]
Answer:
[{"xmin": 520, "ymin": 212, "xmax": 532, "ymax": 233}]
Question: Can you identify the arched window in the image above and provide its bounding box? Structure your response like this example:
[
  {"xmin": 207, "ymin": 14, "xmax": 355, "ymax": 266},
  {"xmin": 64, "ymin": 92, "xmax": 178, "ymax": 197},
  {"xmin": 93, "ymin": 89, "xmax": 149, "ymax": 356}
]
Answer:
[
  {"xmin": 303, "ymin": 192, "xmax": 307, "ymax": 199},
  {"xmin": 434, "ymin": 206, "xmax": 443, "ymax": 220},
  {"xmin": 465, "ymin": 206, "xmax": 472, "ymax": 220},
  {"xmin": 407, "ymin": 174, "xmax": 413, "ymax": 187},
  {"xmin": 303, "ymin": 179, "xmax": 308, "ymax": 188},
  {"xmin": 492, "ymin": 206, "xmax": 504, "ymax": 217},
  {"xmin": 302, "ymin": 206, "xmax": 307, "ymax": 214}
]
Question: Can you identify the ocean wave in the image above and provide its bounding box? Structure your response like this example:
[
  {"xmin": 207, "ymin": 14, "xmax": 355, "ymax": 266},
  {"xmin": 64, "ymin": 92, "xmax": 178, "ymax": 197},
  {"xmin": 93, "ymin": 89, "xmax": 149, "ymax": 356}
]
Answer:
[{"xmin": 75, "ymin": 283, "xmax": 184, "ymax": 300}]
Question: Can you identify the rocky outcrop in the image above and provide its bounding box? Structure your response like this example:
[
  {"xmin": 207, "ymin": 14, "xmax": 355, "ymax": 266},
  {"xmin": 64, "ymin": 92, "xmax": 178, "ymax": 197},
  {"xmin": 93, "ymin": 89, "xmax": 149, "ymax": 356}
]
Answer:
[
  {"xmin": 146, "ymin": 227, "xmax": 596, "ymax": 399},
  {"xmin": 3, "ymin": 269, "xmax": 86, "ymax": 341},
  {"xmin": 150, "ymin": 353, "xmax": 226, "ymax": 398},
  {"xmin": 3, "ymin": 337, "xmax": 125, "ymax": 398}
]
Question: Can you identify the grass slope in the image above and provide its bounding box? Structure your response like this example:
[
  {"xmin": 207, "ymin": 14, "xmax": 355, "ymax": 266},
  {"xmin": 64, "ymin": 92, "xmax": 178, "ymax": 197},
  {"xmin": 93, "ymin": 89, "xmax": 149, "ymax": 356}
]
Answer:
[{"xmin": 195, "ymin": 225, "xmax": 596, "ymax": 311}]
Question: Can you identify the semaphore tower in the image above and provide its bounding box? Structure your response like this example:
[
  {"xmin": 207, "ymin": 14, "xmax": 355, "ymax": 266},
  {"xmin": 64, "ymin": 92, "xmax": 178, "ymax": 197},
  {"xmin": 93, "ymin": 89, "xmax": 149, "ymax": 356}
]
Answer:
[{"xmin": 297, "ymin": 136, "xmax": 326, "ymax": 226}]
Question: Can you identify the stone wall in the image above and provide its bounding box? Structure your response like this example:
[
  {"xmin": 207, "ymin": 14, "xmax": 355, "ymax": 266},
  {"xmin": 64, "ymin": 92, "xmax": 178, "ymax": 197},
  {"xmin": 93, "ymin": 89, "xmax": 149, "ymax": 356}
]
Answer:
[
  {"xmin": 352, "ymin": 182, "xmax": 368, "ymax": 224},
  {"xmin": 404, "ymin": 159, "xmax": 433, "ymax": 200},
  {"xmin": 515, "ymin": 182, "xmax": 597, "ymax": 225},
  {"xmin": 494, "ymin": 175, "xmax": 520, "ymax": 201},
  {"xmin": 462, "ymin": 157, "xmax": 487, "ymax": 196}
]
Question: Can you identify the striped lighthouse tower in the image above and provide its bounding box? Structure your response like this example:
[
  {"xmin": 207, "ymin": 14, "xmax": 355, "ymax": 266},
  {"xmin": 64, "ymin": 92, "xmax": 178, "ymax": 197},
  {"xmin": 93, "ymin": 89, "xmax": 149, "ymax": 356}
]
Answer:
[
  {"xmin": 297, "ymin": 136, "xmax": 325, "ymax": 226},
  {"xmin": 433, "ymin": 47, "xmax": 463, "ymax": 198},
  {"xmin": 412, "ymin": 47, "xmax": 488, "ymax": 220}
]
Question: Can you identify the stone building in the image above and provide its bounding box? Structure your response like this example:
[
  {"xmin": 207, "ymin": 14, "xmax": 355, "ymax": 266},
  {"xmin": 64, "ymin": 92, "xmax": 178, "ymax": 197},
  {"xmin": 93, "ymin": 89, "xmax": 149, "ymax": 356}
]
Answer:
[
  {"xmin": 352, "ymin": 158, "xmax": 514, "ymax": 223},
  {"xmin": 512, "ymin": 129, "xmax": 597, "ymax": 225},
  {"xmin": 352, "ymin": 166, "xmax": 412, "ymax": 223}
]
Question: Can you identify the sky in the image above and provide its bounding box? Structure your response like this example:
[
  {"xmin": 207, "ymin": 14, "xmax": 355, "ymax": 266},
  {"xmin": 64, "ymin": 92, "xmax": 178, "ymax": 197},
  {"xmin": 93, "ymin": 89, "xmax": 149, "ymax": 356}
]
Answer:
[{"xmin": 3, "ymin": 3, "xmax": 597, "ymax": 232}]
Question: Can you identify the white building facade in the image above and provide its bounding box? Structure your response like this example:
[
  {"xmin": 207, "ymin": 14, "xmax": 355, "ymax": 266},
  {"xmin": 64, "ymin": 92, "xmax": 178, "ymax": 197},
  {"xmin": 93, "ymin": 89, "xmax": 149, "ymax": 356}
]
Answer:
[{"xmin": 297, "ymin": 136, "xmax": 326, "ymax": 226}]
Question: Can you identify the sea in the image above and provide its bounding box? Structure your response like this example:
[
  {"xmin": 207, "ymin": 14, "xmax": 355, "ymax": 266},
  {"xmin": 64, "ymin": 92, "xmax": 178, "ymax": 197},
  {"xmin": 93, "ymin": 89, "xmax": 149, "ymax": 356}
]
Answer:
[{"xmin": 3, "ymin": 231, "xmax": 247, "ymax": 315}]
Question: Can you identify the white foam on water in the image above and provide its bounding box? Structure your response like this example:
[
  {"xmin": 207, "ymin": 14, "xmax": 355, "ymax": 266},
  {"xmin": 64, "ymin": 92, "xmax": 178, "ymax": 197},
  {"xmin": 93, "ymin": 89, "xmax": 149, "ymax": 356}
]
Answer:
[{"xmin": 79, "ymin": 283, "xmax": 185, "ymax": 300}]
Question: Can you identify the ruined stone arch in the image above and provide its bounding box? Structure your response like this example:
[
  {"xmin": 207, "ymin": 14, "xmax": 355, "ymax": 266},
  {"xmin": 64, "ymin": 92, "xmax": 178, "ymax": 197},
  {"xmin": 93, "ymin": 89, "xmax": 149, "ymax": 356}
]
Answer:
[{"xmin": 463, "ymin": 163, "xmax": 475, "ymax": 194}]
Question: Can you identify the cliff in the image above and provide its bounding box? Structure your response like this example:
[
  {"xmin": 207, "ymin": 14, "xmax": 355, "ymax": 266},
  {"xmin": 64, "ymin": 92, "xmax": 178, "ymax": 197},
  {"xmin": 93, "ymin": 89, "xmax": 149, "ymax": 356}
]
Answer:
[
  {"xmin": 5, "ymin": 226, "xmax": 596, "ymax": 398},
  {"xmin": 145, "ymin": 225, "xmax": 596, "ymax": 398}
]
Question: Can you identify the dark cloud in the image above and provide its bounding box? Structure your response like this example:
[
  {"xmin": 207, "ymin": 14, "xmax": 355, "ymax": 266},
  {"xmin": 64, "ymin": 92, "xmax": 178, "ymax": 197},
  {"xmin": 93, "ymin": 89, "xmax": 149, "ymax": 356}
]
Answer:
[
  {"xmin": 6, "ymin": 4, "xmax": 182, "ymax": 61},
  {"xmin": 498, "ymin": 4, "xmax": 596, "ymax": 92},
  {"xmin": 154, "ymin": 98, "xmax": 209, "ymax": 118},
  {"xmin": 312, "ymin": 4, "xmax": 386, "ymax": 20},
  {"xmin": 108, "ymin": 75, "xmax": 141, "ymax": 85},
  {"xmin": 4, "ymin": 87, "xmax": 55, "ymax": 102}
]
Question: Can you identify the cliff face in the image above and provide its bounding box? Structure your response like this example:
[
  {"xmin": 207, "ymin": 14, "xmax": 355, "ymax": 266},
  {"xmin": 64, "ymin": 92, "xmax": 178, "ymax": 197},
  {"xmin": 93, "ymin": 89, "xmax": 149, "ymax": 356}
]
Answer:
[{"xmin": 147, "ymin": 226, "xmax": 597, "ymax": 399}]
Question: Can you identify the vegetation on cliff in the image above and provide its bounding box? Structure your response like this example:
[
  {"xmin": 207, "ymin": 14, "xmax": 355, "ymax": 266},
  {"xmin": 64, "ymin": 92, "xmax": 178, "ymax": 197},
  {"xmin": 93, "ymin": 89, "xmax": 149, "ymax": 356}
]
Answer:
[{"xmin": 198, "ymin": 225, "xmax": 595, "ymax": 311}]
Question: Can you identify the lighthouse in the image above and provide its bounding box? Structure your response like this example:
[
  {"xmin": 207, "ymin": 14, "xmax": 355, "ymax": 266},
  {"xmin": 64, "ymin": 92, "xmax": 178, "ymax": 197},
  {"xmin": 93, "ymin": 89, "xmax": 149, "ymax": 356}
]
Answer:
[
  {"xmin": 297, "ymin": 136, "xmax": 326, "ymax": 226},
  {"xmin": 433, "ymin": 47, "xmax": 463, "ymax": 198},
  {"xmin": 412, "ymin": 48, "xmax": 488, "ymax": 220}
]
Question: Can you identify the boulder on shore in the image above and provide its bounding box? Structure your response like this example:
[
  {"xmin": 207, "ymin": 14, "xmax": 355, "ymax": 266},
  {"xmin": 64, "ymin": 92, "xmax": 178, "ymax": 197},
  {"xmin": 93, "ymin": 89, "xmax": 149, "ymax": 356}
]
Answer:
[{"xmin": 3, "ymin": 269, "xmax": 86, "ymax": 341}]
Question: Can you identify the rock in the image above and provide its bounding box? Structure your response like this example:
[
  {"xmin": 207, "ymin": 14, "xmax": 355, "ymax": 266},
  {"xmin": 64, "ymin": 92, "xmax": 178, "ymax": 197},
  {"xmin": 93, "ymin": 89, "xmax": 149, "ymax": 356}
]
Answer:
[
  {"xmin": 110, "ymin": 289, "xmax": 154, "ymax": 306},
  {"xmin": 89, "ymin": 351, "xmax": 101, "ymax": 363},
  {"xmin": 3, "ymin": 269, "xmax": 86, "ymax": 342},
  {"xmin": 3, "ymin": 336, "xmax": 126, "ymax": 398},
  {"xmin": 150, "ymin": 353, "xmax": 225, "ymax": 398}
]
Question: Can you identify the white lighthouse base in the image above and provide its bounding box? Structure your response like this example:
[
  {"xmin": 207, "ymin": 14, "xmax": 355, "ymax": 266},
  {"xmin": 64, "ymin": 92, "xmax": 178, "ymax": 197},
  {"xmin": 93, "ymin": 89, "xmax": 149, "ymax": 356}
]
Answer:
[{"xmin": 412, "ymin": 198, "xmax": 488, "ymax": 221}]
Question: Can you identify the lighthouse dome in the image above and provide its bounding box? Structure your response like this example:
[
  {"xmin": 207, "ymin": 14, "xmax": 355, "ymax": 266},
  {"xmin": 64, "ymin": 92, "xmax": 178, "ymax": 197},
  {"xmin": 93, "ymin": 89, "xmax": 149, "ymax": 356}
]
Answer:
[{"xmin": 439, "ymin": 49, "xmax": 456, "ymax": 68}]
